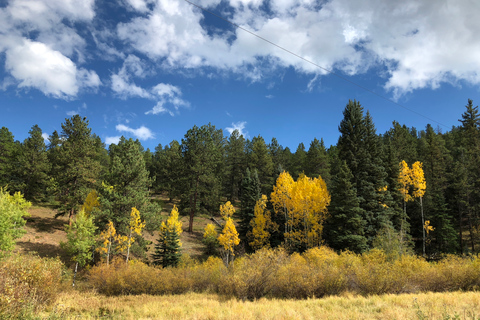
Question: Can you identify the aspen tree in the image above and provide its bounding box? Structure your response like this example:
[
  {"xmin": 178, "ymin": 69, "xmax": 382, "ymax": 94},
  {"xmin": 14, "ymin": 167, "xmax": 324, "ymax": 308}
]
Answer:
[
  {"xmin": 125, "ymin": 207, "xmax": 145, "ymax": 263},
  {"xmin": 411, "ymin": 161, "xmax": 427, "ymax": 257}
]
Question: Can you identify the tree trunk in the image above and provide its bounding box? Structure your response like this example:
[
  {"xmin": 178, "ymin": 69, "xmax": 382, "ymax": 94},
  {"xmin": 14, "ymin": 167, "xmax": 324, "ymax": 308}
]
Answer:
[
  {"xmin": 421, "ymin": 197, "xmax": 425, "ymax": 258},
  {"xmin": 72, "ymin": 261, "xmax": 78, "ymax": 287}
]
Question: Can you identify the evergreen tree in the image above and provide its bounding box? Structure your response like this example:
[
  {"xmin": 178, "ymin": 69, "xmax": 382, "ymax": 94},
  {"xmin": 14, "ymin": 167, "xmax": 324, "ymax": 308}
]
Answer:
[
  {"xmin": 305, "ymin": 137, "xmax": 330, "ymax": 184},
  {"xmin": 419, "ymin": 125, "xmax": 457, "ymax": 254},
  {"xmin": 224, "ymin": 129, "xmax": 246, "ymax": 201},
  {"xmin": 291, "ymin": 142, "xmax": 307, "ymax": 179},
  {"xmin": 14, "ymin": 125, "xmax": 51, "ymax": 201},
  {"xmin": 268, "ymin": 137, "xmax": 286, "ymax": 173},
  {"xmin": 181, "ymin": 124, "xmax": 224, "ymax": 232},
  {"xmin": 99, "ymin": 137, "xmax": 159, "ymax": 247},
  {"xmin": 153, "ymin": 205, "xmax": 182, "ymax": 267},
  {"xmin": 248, "ymin": 135, "xmax": 274, "ymax": 195},
  {"xmin": 324, "ymin": 159, "xmax": 367, "ymax": 253},
  {"xmin": 238, "ymin": 168, "xmax": 261, "ymax": 251},
  {"xmin": 337, "ymin": 101, "xmax": 393, "ymax": 246},
  {"xmin": 54, "ymin": 116, "xmax": 101, "ymax": 221},
  {"xmin": 0, "ymin": 127, "xmax": 17, "ymax": 187},
  {"xmin": 152, "ymin": 140, "xmax": 183, "ymax": 201}
]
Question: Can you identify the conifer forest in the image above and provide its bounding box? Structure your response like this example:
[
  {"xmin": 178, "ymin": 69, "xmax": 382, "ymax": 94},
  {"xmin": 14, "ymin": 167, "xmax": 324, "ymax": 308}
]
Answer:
[{"xmin": 3, "ymin": 99, "xmax": 480, "ymax": 318}]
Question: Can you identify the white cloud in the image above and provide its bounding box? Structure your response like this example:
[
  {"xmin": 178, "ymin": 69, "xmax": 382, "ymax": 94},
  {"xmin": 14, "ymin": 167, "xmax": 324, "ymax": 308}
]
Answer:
[
  {"xmin": 105, "ymin": 136, "xmax": 121, "ymax": 145},
  {"xmin": 116, "ymin": 124, "xmax": 154, "ymax": 140},
  {"xmin": 41, "ymin": 132, "xmax": 49, "ymax": 143},
  {"xmin": 115, "ymin": 0, "xmax": 480, "ymax": 96},
  {"xmin": 226, "ymin": 121, "xmax": 248, "ymax": 137},
  {"xmin": 265, "ymin": 94, "xmax": 274, "ymax": 99},
  {"xmin": 0, "ymin": 0, "xmax": 98, "ymax": 99}
]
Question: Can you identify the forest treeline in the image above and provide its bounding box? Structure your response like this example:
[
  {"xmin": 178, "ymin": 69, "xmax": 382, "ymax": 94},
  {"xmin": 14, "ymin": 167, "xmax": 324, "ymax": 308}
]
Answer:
[{"xmin": 1, "ymin": 99, "xmax": 480, "ymax": 258}]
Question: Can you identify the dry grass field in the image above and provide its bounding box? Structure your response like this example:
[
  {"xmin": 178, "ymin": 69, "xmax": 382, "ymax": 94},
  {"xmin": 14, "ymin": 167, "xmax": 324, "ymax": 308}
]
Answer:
[{"xmin": 41, "ymin": 290, "xmax": 480, "ymax": 320}]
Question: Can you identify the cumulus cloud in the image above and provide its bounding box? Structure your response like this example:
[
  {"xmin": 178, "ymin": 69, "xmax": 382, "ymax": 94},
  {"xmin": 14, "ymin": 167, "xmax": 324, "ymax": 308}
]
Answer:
[
  {"xmin": 115, "ymin": 124, "xmax": 154, "ymax": 140},
  {"xmin": 0, "ymin": 0, "xmax": 99, "ymax": 99},
  {"xmin": 226, "ymin": 121, "xmax": 248, "ymax": 137},
  {"xmin": 114, "ymin": 0, "xmax": 480, "ymax": 95},
  {"xmin": 105, "ymin": 136, "xmax": 121, "ymax": 145}
]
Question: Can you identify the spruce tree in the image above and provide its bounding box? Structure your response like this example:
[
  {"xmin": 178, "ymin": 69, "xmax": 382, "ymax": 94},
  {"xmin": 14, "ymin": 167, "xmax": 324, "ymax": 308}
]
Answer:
[
  {"xmin": 291, "ymin": 142, "xmax": 307, "ymax": 179},
  {"xmin": 305, "ymin": 137, "xmax": 330, "ymax": 183},
  {"xmin": 324, "ymin": 159, "xmax": 367, "ymax": 253},
  {"xmin": 153, "ymin": 205, "xmax": 182, "ymax": 267}
]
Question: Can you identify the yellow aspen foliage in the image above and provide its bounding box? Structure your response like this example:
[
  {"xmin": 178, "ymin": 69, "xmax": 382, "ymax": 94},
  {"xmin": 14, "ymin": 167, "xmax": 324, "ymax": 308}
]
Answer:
[
  {"xmin": 220, "ymin": 201, "xmax": 235, "ymax": 220},
  {"xmin": 271, "ymin": 172, "xmax": 330, "ymax": 251},
  {"xmin": 204, "ymin": 223, "xmax": 218, "ymax": 240},
  {"xmin": 97, "ymin": 220, "xmax": 116, "ymax": 265},
  {"xmin": 203, "ymin": 223, "xmax": 219, "ymax": 254},
  {"xmin": 121, "ymin": 207, "xmax": 146, "ymax": 263},
  {"xmin": 398, "ymin": 160, "xmax": 413, "ymax": 202},
  {"xmin": 81, "ymin": 190, "xmax": 100, "ymax": 218},
  {"xmin": 218, "ymin": 218, "xmax": 240, "ymax": 266},
  {"xmin": 424, "ymin": 220, "xmax": 434, "ymax": 234},
  {"xmin": 160, "ymin": 205, "xmax": 183, "ymax": 239},
  {"xmin": 270, "ymin": 171, "xmax": 295, "ymax": 234},
  {"xmin": 248, "ymin": 195, "xmax": 277, "ymax": 251},
  {"xmin": 411, "ymin": 161, "xmax": 426, "ymax": 198}
]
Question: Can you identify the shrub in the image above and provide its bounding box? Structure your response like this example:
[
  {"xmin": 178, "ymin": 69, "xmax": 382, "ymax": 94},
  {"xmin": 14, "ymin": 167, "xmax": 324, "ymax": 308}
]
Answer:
[{"xmin": 0, "ymin": 254, "xmax": 64, "ymax": 318}]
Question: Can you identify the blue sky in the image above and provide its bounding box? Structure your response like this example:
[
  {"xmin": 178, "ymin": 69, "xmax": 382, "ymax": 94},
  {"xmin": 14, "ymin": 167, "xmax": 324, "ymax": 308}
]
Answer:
[{"xmin": 1, "ymin": 0, "xmax": 479, "ymax": 151}]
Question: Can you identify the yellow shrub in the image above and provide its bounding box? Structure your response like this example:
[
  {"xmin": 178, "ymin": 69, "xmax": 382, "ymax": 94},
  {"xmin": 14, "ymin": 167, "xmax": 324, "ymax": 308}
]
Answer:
[{"xmin": 0, "ymin": 254, "xmax": 64, "ymax": 318}]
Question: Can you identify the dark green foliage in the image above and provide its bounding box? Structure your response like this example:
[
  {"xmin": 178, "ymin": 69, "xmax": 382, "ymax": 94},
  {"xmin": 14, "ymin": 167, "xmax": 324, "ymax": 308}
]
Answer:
[
  {"xmin": 99, "ymin": 137, "xmax": 159, "ymax": 234},
  {"xmin": 290, "ymin": 142, "xmax": 306, "ymax": 179},
  {"xmin": 181, "ymin": 124, "xmax": 224, "ymax": 232},
  {"xmin": 14, "ymin": 125, "xmax": 51, "ymax": 201},
  {"xmin": 54, "ymin": 116, "xmax": 101, "ymax": 220},
  {"xmin": 224, "ymin": 129, "xmax": 246, "ymax": 202},
  {"xmin": 153, "ymin": 140, "xmax": 183, "ymax": 201},
  {"xmin": 305, "ymin": 138, "xmax": 330, "ymax": 184},
  {"xmin": 337, "ymin": 101, "xmax": 394, "ymax": 246},
  {"xmin": 239, "ymin": 168, "xmax": 261, "ymax": 251},
  {"xmin": 419, "ymin": 125, "xmax": 458, "ymax": 254},
  {"xmin": 0, "ymin": 127, "xmax": 17, "ymax": 187},
  {"xmin": 248, "ymin": 135, "xmax": 274, "ymax": 195},
  {"xmin": 153, "ymin": 228, "xmax": 181, "ymax": 268},
  {"xmin": 324, "ymin": 159, "xmax": 368, "ymax": 253}
]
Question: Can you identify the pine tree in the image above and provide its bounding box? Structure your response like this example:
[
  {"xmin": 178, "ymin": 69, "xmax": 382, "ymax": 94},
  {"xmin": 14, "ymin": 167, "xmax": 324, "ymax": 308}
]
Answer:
[
  {"xmin": 54, "ymin": 116, "xmax": 101, "ymax": 222},
  {"xmin": 324, "ymin": 159, "xmax": 367, "ymax": 253},
  {"xmin": 248, "ymin": 135, "xmax": 274, "ymax": 195},
  {"xmin": 181, "ymin": 124, "xmax": 224, "ymax": 232},
  {"xmin": 0, "ymin": 127, "xmax": 17, "ymax": 187},
  {"xmin": 224, "ymin": 129, "xmax": 246, "ymax": 201},
  {"xmin": 14, "ymin": 125, "xmax": 51, "ymax": 201},
  {"xmin": 99, "ymin": 137, "xmax": 158, "ymax": 257},
  {"xmin": 153, "ymin": 205, "xmax": 182, "ymax": 267},
  {"xmin": 238, "ymin": 168, "xmax": 261, "ymax": 248}
]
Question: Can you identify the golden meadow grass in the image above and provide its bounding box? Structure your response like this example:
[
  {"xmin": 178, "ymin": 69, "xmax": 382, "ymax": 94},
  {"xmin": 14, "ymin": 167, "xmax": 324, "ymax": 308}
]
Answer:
[
  {"xmin": 4, "ymin": 247, "xmax": 480, "ymax": 319},
  {"xmin": 46, "ymin": 291, "xmax": 480, "ymax": 320}
]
